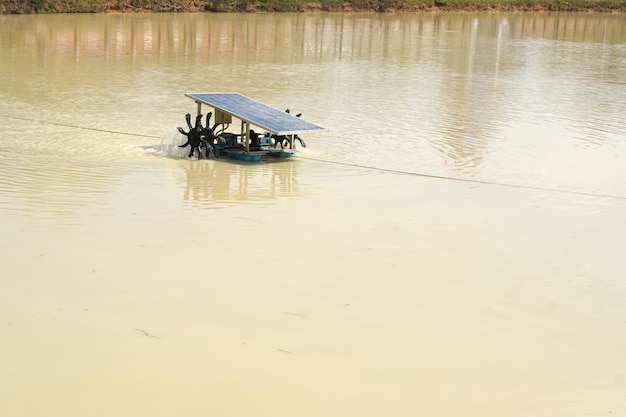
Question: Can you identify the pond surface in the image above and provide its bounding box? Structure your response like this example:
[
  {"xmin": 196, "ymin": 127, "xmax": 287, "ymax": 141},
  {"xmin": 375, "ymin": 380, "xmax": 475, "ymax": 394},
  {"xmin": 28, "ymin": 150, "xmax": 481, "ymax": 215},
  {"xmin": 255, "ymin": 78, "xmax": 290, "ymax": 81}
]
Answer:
[{"xmin": 1, "ymin": 11, "xmax": 625, "ymax": 417}]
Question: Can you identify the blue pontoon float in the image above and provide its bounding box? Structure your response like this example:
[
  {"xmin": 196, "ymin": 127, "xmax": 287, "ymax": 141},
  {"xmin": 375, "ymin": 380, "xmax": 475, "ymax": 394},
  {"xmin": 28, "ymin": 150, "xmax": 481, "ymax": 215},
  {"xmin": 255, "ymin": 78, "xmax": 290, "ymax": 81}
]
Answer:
[{"xmin": 185, "ymin": 92, "xmax": 324, "ymax": 162}]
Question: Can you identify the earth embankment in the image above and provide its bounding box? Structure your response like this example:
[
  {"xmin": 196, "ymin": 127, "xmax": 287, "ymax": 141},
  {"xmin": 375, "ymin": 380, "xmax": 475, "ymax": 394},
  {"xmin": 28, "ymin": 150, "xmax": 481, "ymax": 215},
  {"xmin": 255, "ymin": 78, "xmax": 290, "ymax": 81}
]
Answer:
[{"xmin": 2, "ymin": 0, "xmax": 625, "ymax": 13}]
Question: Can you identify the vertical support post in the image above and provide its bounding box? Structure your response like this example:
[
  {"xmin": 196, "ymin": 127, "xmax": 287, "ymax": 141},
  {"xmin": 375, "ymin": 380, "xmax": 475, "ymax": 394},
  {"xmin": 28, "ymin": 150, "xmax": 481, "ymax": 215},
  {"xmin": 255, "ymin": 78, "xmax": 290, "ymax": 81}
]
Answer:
[
  {"xmin": 244, "ymin": 122, "xmax": 250, "ymax": 153},
  {"xmin": 196, "ymin": 101, "xmax": 202, "ymax": 117},
  {"xmin": 240, "ymin": 120, "xmax": 245, "ymax": 150}
]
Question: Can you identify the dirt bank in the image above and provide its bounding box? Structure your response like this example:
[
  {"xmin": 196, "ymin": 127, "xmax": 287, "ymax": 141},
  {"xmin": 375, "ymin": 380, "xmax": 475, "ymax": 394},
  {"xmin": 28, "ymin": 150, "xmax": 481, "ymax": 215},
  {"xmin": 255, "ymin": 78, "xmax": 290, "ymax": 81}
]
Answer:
[{"xmin": 1, "ymin": 0, "xmax": 625, "ymax": 14}]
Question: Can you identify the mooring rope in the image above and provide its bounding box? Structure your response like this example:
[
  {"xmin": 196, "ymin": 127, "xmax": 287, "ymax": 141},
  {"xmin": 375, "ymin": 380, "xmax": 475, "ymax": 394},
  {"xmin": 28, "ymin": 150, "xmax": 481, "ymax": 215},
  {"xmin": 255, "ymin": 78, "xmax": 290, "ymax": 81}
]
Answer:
[
  {"xmin": 295, "ymin": 155, "xmax": 626, "ymax": 201},
  {"xmin": 5, "ymin": 115, "xmax": 160, "ymax": 138},
  {"xmin": 5, "ymin": 115, "xmax": 625, "ymax": 201}
]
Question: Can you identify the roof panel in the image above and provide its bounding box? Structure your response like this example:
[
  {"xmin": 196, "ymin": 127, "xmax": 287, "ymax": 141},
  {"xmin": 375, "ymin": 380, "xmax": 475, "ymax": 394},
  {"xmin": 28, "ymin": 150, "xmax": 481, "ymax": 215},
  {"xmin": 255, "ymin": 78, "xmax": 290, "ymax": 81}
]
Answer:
[{"xmin": 186, "ymin": 92, "xmax": 324, "ymax": 135}]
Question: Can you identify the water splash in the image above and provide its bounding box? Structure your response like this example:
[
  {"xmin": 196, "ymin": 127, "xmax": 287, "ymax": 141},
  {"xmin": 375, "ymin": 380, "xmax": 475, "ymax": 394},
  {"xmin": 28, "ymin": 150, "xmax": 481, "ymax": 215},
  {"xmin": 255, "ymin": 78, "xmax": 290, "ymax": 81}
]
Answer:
[{"xmin": 139, "ymin": 125, "xmax": 190, "ymax": 159}]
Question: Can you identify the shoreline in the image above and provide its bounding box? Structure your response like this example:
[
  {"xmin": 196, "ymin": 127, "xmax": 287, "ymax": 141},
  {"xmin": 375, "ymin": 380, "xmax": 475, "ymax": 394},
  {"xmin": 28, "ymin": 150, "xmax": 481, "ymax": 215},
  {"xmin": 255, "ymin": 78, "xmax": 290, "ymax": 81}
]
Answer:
[{"xmin": 2, "ymin": 0, "xmax": 626, "ymax": 14}]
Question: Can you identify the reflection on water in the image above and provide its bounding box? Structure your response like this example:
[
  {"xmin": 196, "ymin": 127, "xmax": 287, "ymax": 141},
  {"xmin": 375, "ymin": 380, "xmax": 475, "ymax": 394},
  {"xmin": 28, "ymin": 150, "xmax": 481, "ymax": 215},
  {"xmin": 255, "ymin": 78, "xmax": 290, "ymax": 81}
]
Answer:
[
  {"xmin": 0, "ymin": 149, "xmax": 303, "ymax": 217},
  {"xmin": 142, "ymin": 127, "xmax": 304, "ymax": 208},
  {"xmin": 1, "ymin": 13, "xmax": 623, "ymax": 67},
  {"xmin": 179, "ymin": 159, "xmax": 301, "ymax": 208}
]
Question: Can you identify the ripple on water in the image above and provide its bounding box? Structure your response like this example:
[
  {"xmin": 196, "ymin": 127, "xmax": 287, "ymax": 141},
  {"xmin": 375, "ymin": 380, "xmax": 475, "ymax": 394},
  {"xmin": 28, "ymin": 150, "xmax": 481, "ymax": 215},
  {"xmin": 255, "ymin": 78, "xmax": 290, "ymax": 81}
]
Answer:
[{"xmin": 0, "ymin": 145, "xmax": 132, "ymax": 219}]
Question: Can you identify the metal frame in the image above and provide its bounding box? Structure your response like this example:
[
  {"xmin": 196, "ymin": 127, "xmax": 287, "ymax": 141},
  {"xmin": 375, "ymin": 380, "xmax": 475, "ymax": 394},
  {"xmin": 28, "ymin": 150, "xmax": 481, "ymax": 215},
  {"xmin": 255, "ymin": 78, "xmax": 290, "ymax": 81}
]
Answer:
[{"xmin": 185, "ymin": 92, "xmax": 324, "ymax": 158}]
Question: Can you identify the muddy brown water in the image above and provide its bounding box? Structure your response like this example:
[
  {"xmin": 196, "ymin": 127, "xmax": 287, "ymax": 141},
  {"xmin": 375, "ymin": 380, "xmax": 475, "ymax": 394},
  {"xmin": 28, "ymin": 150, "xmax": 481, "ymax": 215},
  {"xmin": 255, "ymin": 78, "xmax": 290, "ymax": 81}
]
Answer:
[{"xmin": 1, "ymin": 12, "xmax": 626, "ymax": 417}]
